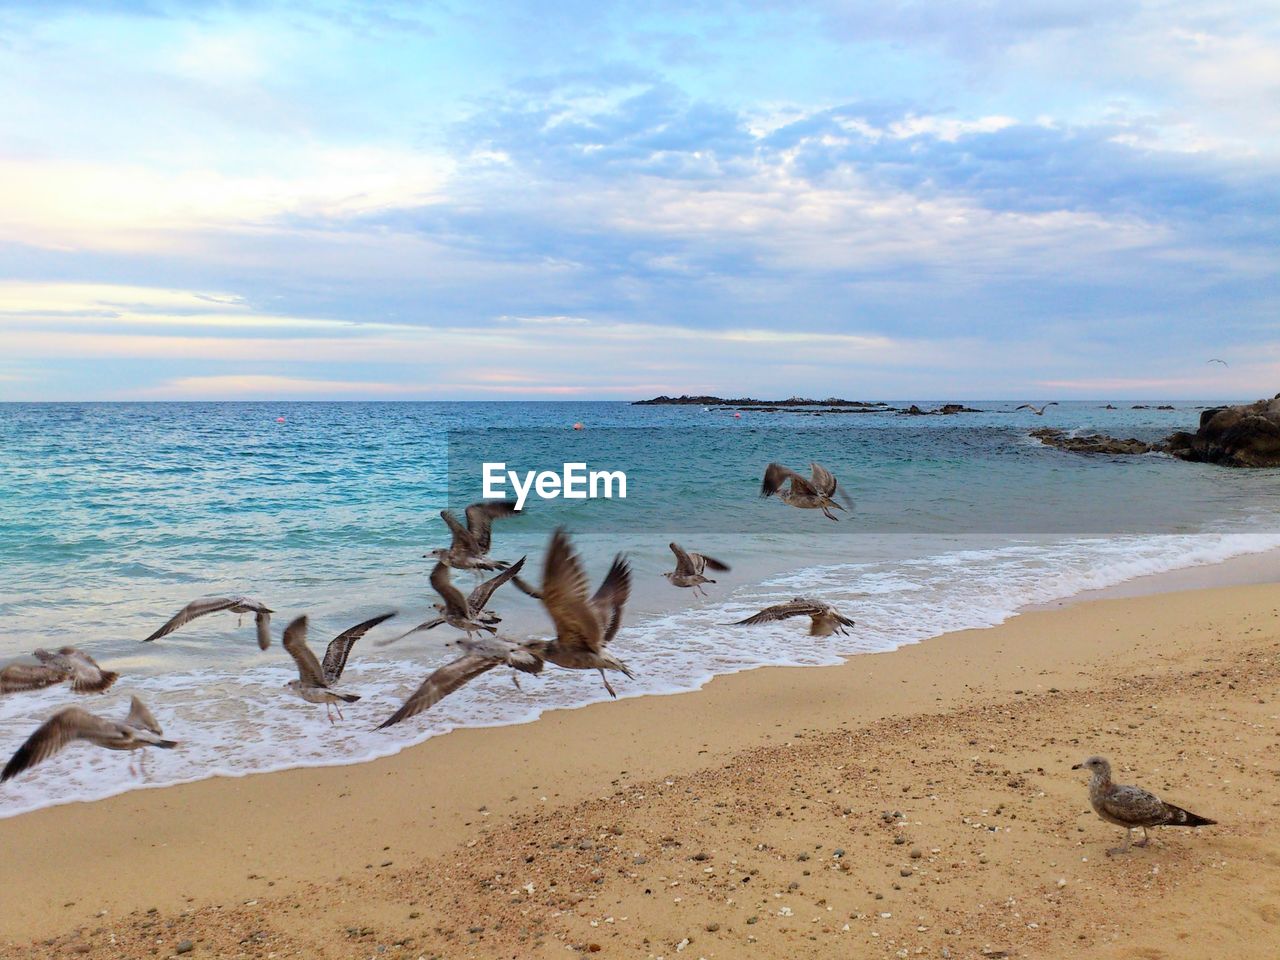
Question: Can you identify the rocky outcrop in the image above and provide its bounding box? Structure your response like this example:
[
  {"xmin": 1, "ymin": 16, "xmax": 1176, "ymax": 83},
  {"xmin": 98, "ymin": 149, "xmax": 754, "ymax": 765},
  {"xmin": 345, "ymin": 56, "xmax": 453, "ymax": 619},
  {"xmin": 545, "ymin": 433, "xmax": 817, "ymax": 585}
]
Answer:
[
  {"xmin": 902, "ymin": 404, "xmax": 984, "ymax": 415},
  {"xmin": 1030, "ymin": 428, "xmax": 1159, "ymax": 456},
  {"xmin": 1165, "ymin": 397, "xmax": 1280, "ymax": 467},
  {"xmin": 634, "ymin": 395, "xmax": 887, "ymax": 408}
]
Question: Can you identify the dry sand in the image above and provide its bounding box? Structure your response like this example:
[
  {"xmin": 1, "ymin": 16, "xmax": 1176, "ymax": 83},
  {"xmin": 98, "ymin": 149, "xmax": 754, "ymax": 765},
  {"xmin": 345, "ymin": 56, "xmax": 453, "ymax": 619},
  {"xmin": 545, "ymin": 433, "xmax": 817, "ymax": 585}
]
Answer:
[{"xmin": 1, "ymin": 581, "xmax": 1277, "ymax": 959}]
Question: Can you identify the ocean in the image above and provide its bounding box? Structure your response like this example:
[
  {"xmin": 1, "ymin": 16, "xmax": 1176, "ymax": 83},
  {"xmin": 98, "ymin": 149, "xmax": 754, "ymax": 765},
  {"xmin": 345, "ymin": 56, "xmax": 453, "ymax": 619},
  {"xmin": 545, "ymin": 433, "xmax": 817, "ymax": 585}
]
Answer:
[{"xmin": 2, "ymin": 399, "xmax": 1277, "ymax": 818}]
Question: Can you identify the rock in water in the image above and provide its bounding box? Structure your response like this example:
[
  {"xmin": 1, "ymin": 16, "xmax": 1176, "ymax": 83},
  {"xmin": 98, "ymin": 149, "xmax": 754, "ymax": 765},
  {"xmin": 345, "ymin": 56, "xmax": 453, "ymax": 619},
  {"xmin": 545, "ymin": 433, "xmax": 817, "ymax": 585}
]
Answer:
[{"xmin": 1165, "ymin": 396, "xmax": 1280, "ymax": 467}]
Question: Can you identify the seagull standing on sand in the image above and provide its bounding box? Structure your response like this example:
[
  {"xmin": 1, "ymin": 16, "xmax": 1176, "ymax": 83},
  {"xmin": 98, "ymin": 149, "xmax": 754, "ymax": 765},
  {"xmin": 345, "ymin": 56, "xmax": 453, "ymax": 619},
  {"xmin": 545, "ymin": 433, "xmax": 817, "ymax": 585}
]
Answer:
[
  {"xmin": 1072, "ymin": 755, "xmax": 1216, "ymax": 854},
  {"xmin": 760, "ymin": 461, "xmax": 852, "ymax": 521},
  {"xmin": 428, "ymin": 501, "xmax": 520, "ymax": 572},
  {"xmin": 281, "ymin": 613, "xmax": 395, "ymax": 723},
  {"xmin": 378, "ymin": 558, "xmax": 530, "ymax": 646},
  {"xmin": 143, "ymin": 595, "xmax": 274, "ymax": 650},
  {"xmin": 377, "ymin": 529, "xmax": 633, "ymax": 728},
  {"xmin": 1, "ymin": 697, "xmax": 176, "ymax": 782},
  {"xmin": 730, "ymin": 598, "xmax": 856, "ymax": 637},
  {"xmin": 664, "ymin": 542, "xmax": 730, "ymax": 597},
  {"xmin": 1016, "ymin": 402, "xmax": 1058, "ymax": 416}
]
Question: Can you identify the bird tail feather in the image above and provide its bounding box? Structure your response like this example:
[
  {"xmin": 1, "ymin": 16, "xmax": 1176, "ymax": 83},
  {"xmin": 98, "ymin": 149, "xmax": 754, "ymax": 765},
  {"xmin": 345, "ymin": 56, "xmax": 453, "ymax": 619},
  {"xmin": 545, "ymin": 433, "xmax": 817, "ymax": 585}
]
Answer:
[
  {"xmin": 1164, "ymin": 803, "xmax": 1216, "ymax": 827},
  {"xmin": 339, "ymin": 693, "xmax": 362, "ymax": 704}
]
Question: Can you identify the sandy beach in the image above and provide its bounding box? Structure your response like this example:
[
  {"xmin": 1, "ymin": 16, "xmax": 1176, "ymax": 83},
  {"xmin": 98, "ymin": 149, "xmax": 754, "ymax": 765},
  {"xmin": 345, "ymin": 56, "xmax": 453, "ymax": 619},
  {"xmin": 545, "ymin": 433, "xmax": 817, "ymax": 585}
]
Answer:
[{"xmin": 1, "ymin": 579, "xmax": 1277, "ymax": 959}]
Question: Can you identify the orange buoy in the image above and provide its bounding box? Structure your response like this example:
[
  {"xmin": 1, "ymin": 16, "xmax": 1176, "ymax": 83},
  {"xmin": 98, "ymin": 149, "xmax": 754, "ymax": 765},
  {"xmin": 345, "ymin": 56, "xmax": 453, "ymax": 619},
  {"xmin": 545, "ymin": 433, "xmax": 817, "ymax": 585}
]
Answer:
[{"xmin": 573, "ymin": 422, "xmax": 584, "ymax": 430}]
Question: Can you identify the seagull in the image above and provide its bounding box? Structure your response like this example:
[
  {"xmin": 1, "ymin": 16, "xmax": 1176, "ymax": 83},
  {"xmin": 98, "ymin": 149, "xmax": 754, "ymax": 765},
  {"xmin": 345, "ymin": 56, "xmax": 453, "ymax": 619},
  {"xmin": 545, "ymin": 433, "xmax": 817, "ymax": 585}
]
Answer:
[
  {"xmin": 1072, "ymin": 755, "xmax": 1217, "ymax": 855},
  {"xmin": 1016, "ymin": 402, "xmax": 1058, "ymax": 416},
  {"xmin": 281, "ymin": 613, "xmax": 394, "ymax": 723},
  {"xmin": 529, "ymin": 528, "xmax": 633, "ymax": 698},
  {"xmin": 730, "ymin": 598, "xmax": 856, "ymax": 637},
  {"xmin": 376, "ymin": 635, "xmax": 544, "ymax": 729},
  {"xmin": 1, "ymin": 697, "xmax": 177, "ymax": 782},
  {"xmin": 760, "ymin": 462, "xmax": 852, "ymax": 521},
  {"xmin": 664, "ymin": 542, "xmax": 730, "ymax": 597},
  {"xmin": 33, "ymin": 647, "xmax": 119, "ymax": 694},
  {"xmin": 1206, "ymin": 358, "xmax": 1229, "ymax": 367},
  {"xmin": 427, "ymin": 501, "xmax": 520, "ymax": 572},
  {"xmin": 376, "ymin": 528, "xmax": 633, "ymax": 728},
  {"xmin": 143, "ymin": 595, "xmax": 274, "ymax": 650},
  {"xmin": 378, "ymin": 558, "xmax": 530, "ymax": 647},
  {"xmin": 1, "ymin": 660, "xmax": 72, "ymax": 695}
]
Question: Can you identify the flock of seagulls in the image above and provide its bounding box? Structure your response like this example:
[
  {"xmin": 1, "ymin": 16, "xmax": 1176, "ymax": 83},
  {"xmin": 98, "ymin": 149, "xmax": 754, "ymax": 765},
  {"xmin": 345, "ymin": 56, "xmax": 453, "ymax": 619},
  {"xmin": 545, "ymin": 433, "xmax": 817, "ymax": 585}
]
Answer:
[{"xmin": 0, "ymin": 453, "xmax": 1221, "ymax": 855}]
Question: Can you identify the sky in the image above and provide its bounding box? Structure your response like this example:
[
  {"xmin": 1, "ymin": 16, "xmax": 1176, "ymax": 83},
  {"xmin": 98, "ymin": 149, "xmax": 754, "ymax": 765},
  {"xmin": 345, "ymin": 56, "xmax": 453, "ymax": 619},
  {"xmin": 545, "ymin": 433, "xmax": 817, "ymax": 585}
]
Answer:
[{"xmin": 1, "ymin": 0, "xmax": 1277, "ymax": 401}]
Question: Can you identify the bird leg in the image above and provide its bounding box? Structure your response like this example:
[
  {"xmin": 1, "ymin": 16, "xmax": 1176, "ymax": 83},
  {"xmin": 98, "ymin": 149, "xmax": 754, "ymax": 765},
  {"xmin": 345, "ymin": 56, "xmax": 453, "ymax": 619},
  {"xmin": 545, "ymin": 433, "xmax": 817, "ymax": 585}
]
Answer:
[
  {"xmin": 822, "ymin": 508, "xmax": 839, "ymax": 521},
  {"xmin": 1107, "ymin": 829, "xmax": 1134, "ymax": 856},
  {"xmin": 511, "ymin": 674, "xmax": 523, "ymax": 692},
  {"xmin": 1134, "ymin": 827, "xmax": 1151, "ymax": 848},
  {"xmin": 325, "ymin": 702, "xmax": 336, "ymax": 725},
  {"xmin": 598, "ymin": 669, "xmax": 618, "ymax": 699},
  {"xmin": 335, "ymin": 701, "xmax": 346, "ymax": 722}
]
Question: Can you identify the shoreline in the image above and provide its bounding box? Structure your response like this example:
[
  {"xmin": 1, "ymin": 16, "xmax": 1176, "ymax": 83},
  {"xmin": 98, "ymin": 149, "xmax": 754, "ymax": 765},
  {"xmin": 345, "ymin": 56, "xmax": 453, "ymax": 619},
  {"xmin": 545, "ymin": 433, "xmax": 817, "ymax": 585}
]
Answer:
[
  {"xmin": 4, "ymin": 538, "xmax": 1278, "ymax": 824},
  {"xmin": 1, "ymin": 574, "xmax": 1277, "ymax": 957}
]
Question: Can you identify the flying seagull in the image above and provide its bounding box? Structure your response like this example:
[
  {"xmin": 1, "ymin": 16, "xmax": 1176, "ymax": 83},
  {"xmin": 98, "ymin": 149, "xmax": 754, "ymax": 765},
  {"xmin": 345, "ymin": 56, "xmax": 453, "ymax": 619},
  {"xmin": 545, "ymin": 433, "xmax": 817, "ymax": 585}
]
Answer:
[
  {"xmin": 1073, "ymin": 755, "xmax": 1216, "ymax": 855},
  {"xmin": 531, "ymin": 528, "xmax": 633, "ymax": 697},
  {"xmin": 2, "ymin": 697, "xmax": 176, "ymax": 782},
  {"xmin": 378, "ymin": 558, "xmax": 530, "ymax": 647},
  {"xmin": 730, "ymin": 598, "xmax": 856, "ymax": 637},
  {"xmin": 33, "ymin": 647, "xmax": 119, "ymax": 694},
  {"xmin": 1, "ymin": 661, "xmax": 70, "ymax": 695},
  {"xmin": 1015, "ymin": 402, "xmax": 1058, "ymax": 416},
  {"xmin": 143, "ymin": 595, "xmax": 274, "ymax": 650},
  {"xmin": 760, "ymin": 461, "xmax": 853, "ymax": 521},
  {"xmin": 281, "ymin": 612, "xmax": 395, "ymax": 723},
  {"xmin": 376, "ymin": 635, "xmax": 545, "ymax": 729},
  {"xmin": 377, "ymin": 528, "xmax": 633, "ymax": 728},
  {"xmin": 664, "ymin": 542, "xmax": 730, "ymax": 597},
  {"xmin": 1206, "ymin": 358, "xmax": 1228, "ymax": 366},
  {"xmin": 428, "ymin": 501, "xmax": 520, "ymax": 572}
]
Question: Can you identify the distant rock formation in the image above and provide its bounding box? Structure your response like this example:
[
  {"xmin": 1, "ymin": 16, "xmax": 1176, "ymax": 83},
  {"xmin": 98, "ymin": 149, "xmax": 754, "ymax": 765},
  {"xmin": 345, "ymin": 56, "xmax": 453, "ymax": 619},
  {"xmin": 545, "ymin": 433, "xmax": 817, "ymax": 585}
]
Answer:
[
  {"xmin": 902, "ymin": 404, "xmax": 984, "ymax": 415},
  {"xmin": 1030, "ymin": 428, "xmax": 1159, "ymax": 456},
  {"xmin": 1165, "ymin": 397, "xmax": 1280, "ymax": 467},
  {"xmin": 633, "ymin": 395, "xmax": 887, "ymax": 408}
]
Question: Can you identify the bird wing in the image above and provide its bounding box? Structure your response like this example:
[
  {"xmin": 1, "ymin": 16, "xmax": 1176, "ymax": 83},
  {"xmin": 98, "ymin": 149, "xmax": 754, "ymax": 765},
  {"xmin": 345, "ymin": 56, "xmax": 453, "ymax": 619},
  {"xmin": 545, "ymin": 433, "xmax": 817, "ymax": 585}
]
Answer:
[
  {"xmin": 669, "ymin": 542, "xmax": 696, "ymax": 576},
  {"xmin": 376, "ymin": 655, "xmax": 499, "ymax": 728},
  {"xmin": 322, "ymin": 611, "xmax": 397, "ymax": 684},
  {"xmin": 429, "ymin": 562, "xmax": 471, "ymax": 618},
  {"xmin": 761, "ymin": 462, "xmax": 817, "ymax": 498},
  {"xmin": 1, "ymin": 708, "xmax": 117, "ymax": 781},
  {"xmin": 143, "ymin": 597, "xmax": 242, "ymax": 642},
  {"xmin": 732, "ymin": 599, "xmax": 824, "ymax": 625},
  {"xmin": 465, "ymin": 500, "xmax": 519, "ymax": 553},
  {"xmin": 540, "ymin": 528, "xmax": 602, "ymax": 654},
  {"xmin": 590, "ymin": 555, "xmax": 631, "ymax": 647},
  {"xmin": 375, "ymin": 618, "xmax": 446, "ymax": 647},
  {"xmin": 1015, "ymin": 404, "xmax": 1032, "ymax": 411},
  {"xmin": 693, "ymin": 553, "xmax": 730, "ymax": 573},
  {"xmin": 62, "ymin": 649, "xmax": 118, "ymax": 694},
  {"xmin": 1045, "ymin": 402, "xmax": 1059, "ymax": 409},
  {"xmin": 0, "ymin": 663, "xmax": 68, "ymax": 694},
  {"xmin": 125, "ymin": 697, "xmax": 164, "ymax": 736},
  {"xmin": 440, "ymin": 510, "xmax": 481, "ymax": 553},
  {"xmin": 281, "ymin": 616, "xmax": 327, "ymax": 687},
  {"xmin": 809, "ymin": 462, "xmax": 838, "ymax": 497},
  {"xmin": 467, "ymin": 556, "xmax": 527, "ymax": 614},
  {"xmin": 1100, "ymin": 783, "xmax": 1169, "ymax": 827}
]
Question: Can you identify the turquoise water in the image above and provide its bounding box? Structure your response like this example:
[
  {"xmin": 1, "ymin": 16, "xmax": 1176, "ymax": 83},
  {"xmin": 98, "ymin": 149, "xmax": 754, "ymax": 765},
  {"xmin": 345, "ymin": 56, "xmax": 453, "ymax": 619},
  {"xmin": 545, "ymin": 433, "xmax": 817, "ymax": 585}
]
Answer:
[{"xmin": 1, "ymin": 400, "xmax": 1277, "ymax": 817}]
